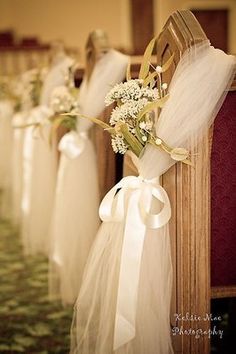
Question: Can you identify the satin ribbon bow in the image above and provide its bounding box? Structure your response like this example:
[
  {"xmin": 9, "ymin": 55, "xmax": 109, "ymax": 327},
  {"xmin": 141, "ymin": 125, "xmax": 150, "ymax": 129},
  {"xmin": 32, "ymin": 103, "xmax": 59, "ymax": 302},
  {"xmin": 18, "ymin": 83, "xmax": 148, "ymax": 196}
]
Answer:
[
  {"xmin": 58, "ymin": 130, "xmax": 88, "ymax": 159},
  {"xmin": 99, "ymin": 175, "xmax": 171, "ymax": 350},
  {"xmin": 12, "ymin": 106, "xmax": 52, "ymax": 128},
  {"xmin": 28, "ymin": 105, "xmax": 53, "ymax": 125}
]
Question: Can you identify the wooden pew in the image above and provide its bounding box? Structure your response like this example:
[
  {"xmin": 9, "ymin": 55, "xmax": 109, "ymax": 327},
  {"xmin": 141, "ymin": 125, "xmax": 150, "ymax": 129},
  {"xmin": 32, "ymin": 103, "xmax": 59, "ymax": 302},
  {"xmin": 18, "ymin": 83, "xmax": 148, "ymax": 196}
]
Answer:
[
  {"xmin": 124, "ymin": 9, "xmax": 235, "ymax": 354},
  {"xmin": 156, "ymin": 11, "xmax": 209, "ymax": 354}
]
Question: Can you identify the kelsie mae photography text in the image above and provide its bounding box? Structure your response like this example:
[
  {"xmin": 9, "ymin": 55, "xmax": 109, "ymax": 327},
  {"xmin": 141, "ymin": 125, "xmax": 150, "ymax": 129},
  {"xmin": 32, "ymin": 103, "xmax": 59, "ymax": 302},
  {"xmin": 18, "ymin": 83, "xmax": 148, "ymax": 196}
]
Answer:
[
  {"xmin": 174, "ymin": 312, "xmax": 222, "ymax": 322},
  {"xmin": 172, "ymin": 313, "xmax": 224, "ymax": 339}
]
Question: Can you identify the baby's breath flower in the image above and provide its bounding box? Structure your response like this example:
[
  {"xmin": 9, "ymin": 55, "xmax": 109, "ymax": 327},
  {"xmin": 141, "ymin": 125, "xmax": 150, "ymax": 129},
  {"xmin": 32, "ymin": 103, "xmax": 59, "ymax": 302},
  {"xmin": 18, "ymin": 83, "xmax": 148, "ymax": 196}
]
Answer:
[
  {"xmin": 104, "ymin": 71, "xmax": 170, "ymax": 155},
  {"xmin": 111, "ymin": 134, "xmax": 128, "ymax": 154},
  {"xmin": 12, "ymin": 68, "xmax": 44, "ymax": 110},
  {"xmin": 50, "ymin": 85, "xmax": 77, "ymax": 113},
  {"xmin": 105, "ymin": 79, "xmax": 159, "ymax": 106},
  {"xmin": 110, "ymin": 98, "xmax": 148, "ymax": 127}
]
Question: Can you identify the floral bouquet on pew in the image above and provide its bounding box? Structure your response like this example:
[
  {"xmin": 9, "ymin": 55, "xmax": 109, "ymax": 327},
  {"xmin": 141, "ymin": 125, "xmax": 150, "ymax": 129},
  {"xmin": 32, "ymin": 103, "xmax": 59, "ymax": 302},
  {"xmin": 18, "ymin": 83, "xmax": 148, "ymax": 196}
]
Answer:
[
  {"xmin": 63, "ymin": 37, "xmax": 191, "ymax": 165},
  {"xmin": 12, "ymin": 68, "xmax": 46, "ymax": 113},
  {"xmin": 49, "ymin": 68, "xmax": 80, "ymax": 134},
  {"xmin": 12, "ymin": 63, "xmax": 80, "ymax": 141},
  {"xmin": 0, "ymin": 69, "xmax": 45, "ymax": 115},
  {"xmin": 0, "ymin": 76, "xmax": 13, "ymax": 101}
]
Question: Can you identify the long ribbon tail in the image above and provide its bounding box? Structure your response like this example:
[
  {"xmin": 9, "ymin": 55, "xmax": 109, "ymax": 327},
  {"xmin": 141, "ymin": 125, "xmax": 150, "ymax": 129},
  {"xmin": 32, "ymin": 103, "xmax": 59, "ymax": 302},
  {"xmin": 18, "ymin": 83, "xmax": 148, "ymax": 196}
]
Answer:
[
  {"xmin": 113, "ymin": 182, "xmax": 171, "ymax": 349},
  {"xmin": 113, "ymin": 189, "xmax": 146, "ymax": 349}
]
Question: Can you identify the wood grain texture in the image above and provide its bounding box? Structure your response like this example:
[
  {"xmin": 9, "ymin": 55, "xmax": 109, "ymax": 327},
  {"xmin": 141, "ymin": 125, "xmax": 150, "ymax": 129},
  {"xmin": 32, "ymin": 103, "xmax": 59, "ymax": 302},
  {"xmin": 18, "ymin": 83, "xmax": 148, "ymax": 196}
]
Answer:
[
  {"xmin": 123, "ymin": 10, "xmax": 212, "ymax": 354},
  {"xmin": 91, "ymin": 103, "xmax": 116, "ymax": 199},
  {"xmin": 157, "ymin": 11, "xmax": 210, "ymax": 354}
]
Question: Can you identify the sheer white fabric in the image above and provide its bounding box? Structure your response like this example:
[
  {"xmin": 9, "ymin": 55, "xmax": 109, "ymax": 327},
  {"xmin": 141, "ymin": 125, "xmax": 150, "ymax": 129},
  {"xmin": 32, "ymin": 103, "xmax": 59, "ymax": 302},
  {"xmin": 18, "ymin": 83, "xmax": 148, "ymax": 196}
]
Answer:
[
  {"xmin": 11, "ymin": 112, "xmax": 27, "ymax": 226},
  {"xmin": 0, "ymin": 100, "xmax": 14, "ymax": 219},
  {"xmin": 40, "ymin": 55, "xmax": 73, "ymax": 107},
  {"xmin": 70, "ymin": 41, "xmax": 236, "ymax": 354},
  {"xmin": 139, "ymin": 41, "xmax": 236, "ymax": 178},
  {"xmin": 49, "ymin": 49, "xmax": 129, "ymax": 305},
  {"xmin": 21, "ymin": 107, "xmax": 56, "ymax": 255},
  {"xmin": 21, "ymin": 55, "xmax": 73, "ymax": 255}
]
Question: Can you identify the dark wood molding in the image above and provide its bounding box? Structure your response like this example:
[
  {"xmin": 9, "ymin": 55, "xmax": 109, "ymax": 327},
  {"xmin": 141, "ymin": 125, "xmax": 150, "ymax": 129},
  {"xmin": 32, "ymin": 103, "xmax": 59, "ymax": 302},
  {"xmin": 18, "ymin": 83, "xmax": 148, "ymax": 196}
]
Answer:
[
  {"xmin": 211, "ymin": 286, "xmax": 236, "ymax": 299},
  {"xmin": 130, "ymin": 0, "xmax": 154, "ymax": 54}
]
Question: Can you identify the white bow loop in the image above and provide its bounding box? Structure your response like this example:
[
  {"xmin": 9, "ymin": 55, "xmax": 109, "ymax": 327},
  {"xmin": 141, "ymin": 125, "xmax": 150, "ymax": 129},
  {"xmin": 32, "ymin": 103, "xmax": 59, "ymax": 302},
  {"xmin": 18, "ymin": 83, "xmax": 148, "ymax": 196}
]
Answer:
[
  {"xmin": 99, "ymin": 175, "xmax": 171, "ymax": 350},
  {"xmin": 59, "ymin": 131, "xmax": 88, "ymax": 159}
]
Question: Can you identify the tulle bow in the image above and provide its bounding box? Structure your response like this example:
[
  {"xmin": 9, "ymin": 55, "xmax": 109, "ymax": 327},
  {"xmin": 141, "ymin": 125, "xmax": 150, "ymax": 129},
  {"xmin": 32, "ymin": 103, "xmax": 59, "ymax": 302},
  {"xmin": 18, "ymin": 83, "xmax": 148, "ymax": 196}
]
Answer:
[
  {"xmin": 99, "ymin": 175, "xmax": 171, "ymax": 349},
  {"xmin": 59, "ymin": 131, "xmax": 88, "ymax": 159}
]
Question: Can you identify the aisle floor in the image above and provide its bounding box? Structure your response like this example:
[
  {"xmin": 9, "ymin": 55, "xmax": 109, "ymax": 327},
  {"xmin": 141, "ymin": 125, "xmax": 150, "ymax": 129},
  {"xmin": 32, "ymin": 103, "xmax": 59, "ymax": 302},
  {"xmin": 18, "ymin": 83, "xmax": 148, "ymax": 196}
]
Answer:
[{"xmin": 0, "ymin": 219, "xmax": 73, "ymax": 353}]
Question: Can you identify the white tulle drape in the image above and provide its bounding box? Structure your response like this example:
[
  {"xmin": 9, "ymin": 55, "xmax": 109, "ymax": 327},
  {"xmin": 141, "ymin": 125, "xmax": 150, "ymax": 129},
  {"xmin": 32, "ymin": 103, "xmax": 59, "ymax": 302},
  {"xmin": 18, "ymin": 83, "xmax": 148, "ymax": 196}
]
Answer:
[
  {"xmin": 21, "ymin": 55, "xmax": 73, "ymax": 255},
  {"xmin": 11, "ymin": 112, "xmax": 28, "ymax": 226},
  {"xmin": 0, "ymin": 100, "xmax": 14, "ymax": 219},
  {"xmin": 49, "ymin": 49, "xmax": 129, "ymax": 305},
  {"xmin": 70, "ymin": 41, "xmax": 235, "ymax": 354}
]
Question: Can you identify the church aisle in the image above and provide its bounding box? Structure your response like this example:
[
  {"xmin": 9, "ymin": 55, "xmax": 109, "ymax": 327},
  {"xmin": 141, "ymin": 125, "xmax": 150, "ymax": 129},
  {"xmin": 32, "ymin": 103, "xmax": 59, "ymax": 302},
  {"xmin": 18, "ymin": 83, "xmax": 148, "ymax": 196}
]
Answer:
[{"xmin": 0, "ymin": 219, "xmax": 73, "ymax": 353}]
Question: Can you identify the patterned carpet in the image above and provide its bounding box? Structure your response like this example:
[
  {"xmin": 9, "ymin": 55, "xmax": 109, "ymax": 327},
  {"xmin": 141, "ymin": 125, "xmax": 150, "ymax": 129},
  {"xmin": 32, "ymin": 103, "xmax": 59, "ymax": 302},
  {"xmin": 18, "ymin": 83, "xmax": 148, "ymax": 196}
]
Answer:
[
  {"xmin": 1, "ymin": 217, "xmax": 234, "ymax": 354},
  {"xmin": 0, "ymin": 219, "xmax": 73, "ymax": 354}
]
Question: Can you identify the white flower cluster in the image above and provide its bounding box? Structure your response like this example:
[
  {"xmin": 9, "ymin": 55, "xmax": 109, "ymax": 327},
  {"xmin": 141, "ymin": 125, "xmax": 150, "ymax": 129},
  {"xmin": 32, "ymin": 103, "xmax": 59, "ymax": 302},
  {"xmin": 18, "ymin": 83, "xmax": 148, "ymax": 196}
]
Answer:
[
  {"xmin": 105, "ymin": 78, "xmax": 158, "ymax": 154},
  {"xmin": 110, "ymin": 98, "xmax": 148, "ymax": 126},
  {"xmin": 0, "ymin": 76, "xmax": 10, "ymax": 100},
  {"xmin": 21, "ymin": 71, "xmax": 37, "ymax": 110},
  {"xmin": 105, "ymin": 79, "xmax": 159, "ymax": 105},
  {"xmin": 111, "ymin": 134, "xmax": 129, "ymax": 154},
  {"xmin": 10, "ymin": 69, "xmax": 44, "ymax": 111},
  {"xmin": 50, "ymin": 85, "xmax": 79, "ymax": 114}
]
